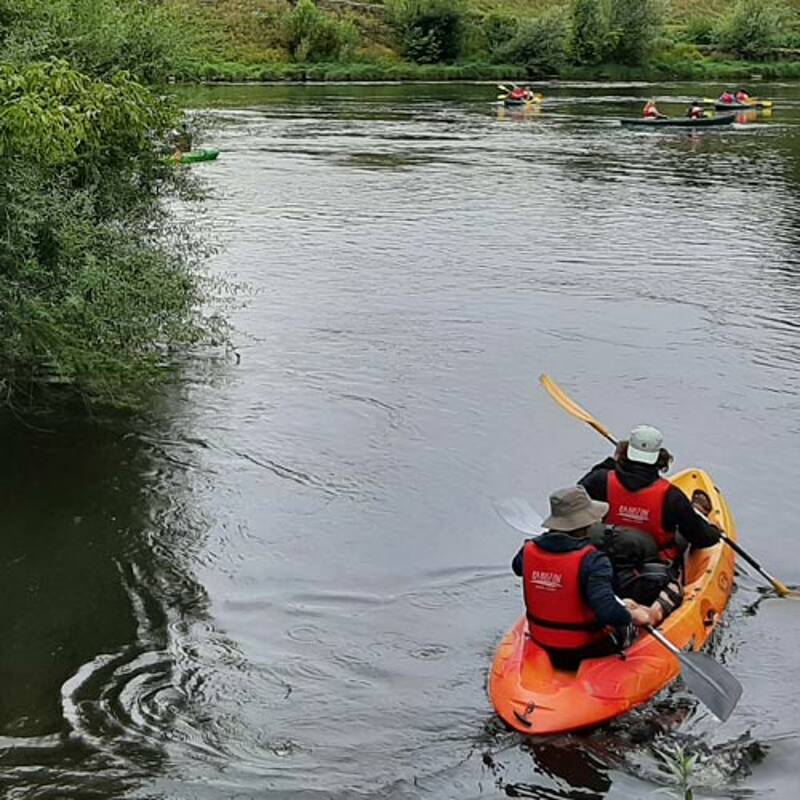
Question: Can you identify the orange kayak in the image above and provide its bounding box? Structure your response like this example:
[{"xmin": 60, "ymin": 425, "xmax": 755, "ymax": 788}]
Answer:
[{"xmin": 488, "ymin": 468, "xmax": 736, "ymax": 734}]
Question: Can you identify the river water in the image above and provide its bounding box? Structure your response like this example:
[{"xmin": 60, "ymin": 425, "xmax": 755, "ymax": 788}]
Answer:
[{"xmin": 3, "ymin": 82, "xmax": 800, "ymax": 799}]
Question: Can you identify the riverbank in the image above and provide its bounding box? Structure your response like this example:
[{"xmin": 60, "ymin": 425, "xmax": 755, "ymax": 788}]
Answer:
[{"xmin": 189, "ymin": 57, "xmax": 800, "ymax": 83}]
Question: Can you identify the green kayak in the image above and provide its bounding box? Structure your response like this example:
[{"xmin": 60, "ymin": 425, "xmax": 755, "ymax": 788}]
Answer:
[
  {"xmin": 174, "ymin": 148, "xmax": 219, "ymax": 164},
  {"xmin": 620, "ymin": 114, "xmax": 735, "ymax": 129}
]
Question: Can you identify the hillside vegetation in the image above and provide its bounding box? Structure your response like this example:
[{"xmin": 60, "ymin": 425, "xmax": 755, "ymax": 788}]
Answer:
[{"xmin": 168, "ymin": 0, "xmax": 800, "ymax": 81}]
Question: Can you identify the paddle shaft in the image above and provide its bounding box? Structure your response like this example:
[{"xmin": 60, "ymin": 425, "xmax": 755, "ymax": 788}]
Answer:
[
  {"xmin": 645, "ymin": 624, "xmax": 681, "ymax": 655},
  {"xmin": 718, "ymin": 532, "xmax": 793, "ymax": 597},
  {"xmin": 539, "ymin": 373, "xmax": 797, "ymax": 598}
]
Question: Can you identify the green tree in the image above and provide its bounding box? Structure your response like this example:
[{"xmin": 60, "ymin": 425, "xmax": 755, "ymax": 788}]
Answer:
[
  {"xmin": 390, "ymin": 0, "xmax": 466, "ymax": 64},
  {"xmin": 717, "ymin": 0, "xmax": 788, "ymax": 60},
  {"xmin": 570, "ymin": 0, "xmax": 606, "ymax": 65},
  {"xmin": 606, "ymin": 0, "xmax": 664, "ymax": 65},
  {"xmin": 0, "ymin": 61, "xmax": 220, "ymax": 408},
  {"xmin": 496, "ymin": 11, "xmax": 568, "ymax": 75},
  {"xmin": 483, "ymin": 12, "xmax": 519, "ymax": 61},
  {"xmin": 283, "ymin": 0, "xmax": 359, "ymax": 62}
]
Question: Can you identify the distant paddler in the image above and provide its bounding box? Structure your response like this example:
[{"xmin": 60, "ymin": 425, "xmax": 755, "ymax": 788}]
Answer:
[
  {"xmin": 499, "ymin": 83, "xmax": 542, "ymax": 105},
  {"xmin": 642, "ymin": 99, "xmax": 667, "ymax": 119},
  {"xmin": 169, "ymin": 122, "xmax": 194, "ymax": 161},
  {"xmin": 687, "ymin": 99, "xmax": 704, "ymax": 120}
]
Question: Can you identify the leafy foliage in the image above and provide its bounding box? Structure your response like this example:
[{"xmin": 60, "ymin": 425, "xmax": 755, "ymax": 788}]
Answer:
[
  {"xmin": 570, "ymin": 0, "xmax": 606, "ymax": 65},
  {"xmin": 717, "ymin": 0, "xmax": 789, "ymax": 60},
  {"xmin": 682, "ymin": 15, "xmax": 718, "ymax": 46},
  {"xmin": 389, "ymin": 0, "xmax": 466, "ymax": 64},
  {"xmin": 606, "ymin": 0, "xmax": 664, "ymax": 65},
  {"xmin": 0, "ymin": 61, "xmax": 219, "ymax": 408},
  {"xmin": 495, "ymin": 10, "xmax": 568, "ymax": 75},
  {"xmin": 0, "ymin": 0, "xmax": 212, "ymax": 82},
  {"xmin": 283, "ymin": 0, "xmax": 359, "ymax": 63},
  {"xmin": 482, "ymin": 12, "xmax": 519, "ymax": 60}
]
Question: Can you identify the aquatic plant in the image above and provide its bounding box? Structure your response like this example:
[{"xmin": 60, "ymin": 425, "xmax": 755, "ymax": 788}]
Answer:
[{"xmin": 656, "ymin": 745, "xmax": 698, "ymax": 800}]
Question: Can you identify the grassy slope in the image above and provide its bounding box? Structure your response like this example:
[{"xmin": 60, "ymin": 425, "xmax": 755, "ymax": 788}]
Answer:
[{"xmin": 172, "ymin": 0, "xmax": 800, "ymax": 81}]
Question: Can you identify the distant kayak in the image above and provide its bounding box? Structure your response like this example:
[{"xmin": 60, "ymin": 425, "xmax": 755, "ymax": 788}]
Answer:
[
  {"xmin": 502, "ymin": 94, "xmax": 543, "ymax": 108},
  {"xmin": 714, "ymin": 101, "xmax": 769, "ymax": 112},
  {"xmin": 173, "ymin": 148, "xmax": 220, "ymax": 164},
  {"xmin": 620, "ymin": 114, "xmax": 735, "ymax": 129}
]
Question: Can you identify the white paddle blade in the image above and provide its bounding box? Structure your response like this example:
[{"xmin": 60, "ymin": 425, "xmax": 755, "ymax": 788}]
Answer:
[{"xmin": 493, "ymin": 497, "xmax": 544, "ymax": 536}]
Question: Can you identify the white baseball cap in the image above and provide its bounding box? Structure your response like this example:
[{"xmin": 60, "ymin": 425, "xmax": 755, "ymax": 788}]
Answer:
[{"xmin": 627, "ymin": 425, "xmax": 664, "ymax": 465}]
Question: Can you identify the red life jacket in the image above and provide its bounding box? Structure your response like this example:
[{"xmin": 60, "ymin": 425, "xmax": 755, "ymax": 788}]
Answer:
[
  {"xmin": 522, "ymin": 540, "xmax": 607, "ymax": 650},
  {"xmin": 735, "ymin": 91, "xmax": 750, "ymax": 102},
  {"xmin": 605, "ymin": 472, "xmax": 679, "ymax": 561},
  {"xmin": 720, "ymin": 93, "xmax": 735, "ymax": 104},
  {"xmin": 510, "ymin": 88, "xmax": 526, "ymax": 100}
]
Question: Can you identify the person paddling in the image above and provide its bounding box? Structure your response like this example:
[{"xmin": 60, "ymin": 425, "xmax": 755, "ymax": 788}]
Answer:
[
  {"xmin": 718, "ymin": 90, "xmax": 736, "ymax": 105},
  {"xmin": 735, "ymin": 88, "xmax": 751, "ymax": 103},
  {"xmin": 687, "ymin": 100, "xmax": 704, "ymax": 119},
  {"xmin": 643, "ymin": 100, "xmax": 666, "ymax": 119},
  {"xmin": 511, "ymin": 486, "xmax": 654, "ymax": 671},
  {"xmin": 579, "ymin": 425, "xmax": 721, "ymax": 625}
]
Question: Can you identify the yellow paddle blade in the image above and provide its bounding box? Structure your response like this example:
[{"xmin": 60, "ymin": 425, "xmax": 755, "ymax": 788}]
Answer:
[
  {"xmin": 539, "ymin": 374, "xmax": 618, "ymax": 444},
  {"xmin": 771, "ymin": 576, "xmax": 800, "ymax": 598}
]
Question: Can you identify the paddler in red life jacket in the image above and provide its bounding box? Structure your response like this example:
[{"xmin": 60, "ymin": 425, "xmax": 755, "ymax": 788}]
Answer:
[
  {"xmin": 643, "ymin": 100, "xmax": 665, "ymax": 119},
  {"xmin": 735, "ymin": 88, "xmax": 751, "ymax": 103},
  {"xmin": 579, "ymin": 425, "xmax": 721, "ymax": 625},
  {"xmin": 687, "ymin": 100, "xmax": 704, "ymax": 119},
  {"xmin": 719, "ymin": 90, "xmax": 736, "ymax": 105},
  {"xmin": 511, "ymin": 486, "xmax": 655, "ymax": 671}
]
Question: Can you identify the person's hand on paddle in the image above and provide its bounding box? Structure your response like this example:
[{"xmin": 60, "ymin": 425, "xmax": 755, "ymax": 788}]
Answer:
[{"xmin": 623, "ymin": 598, "xmax": 657, "ymax": 626}]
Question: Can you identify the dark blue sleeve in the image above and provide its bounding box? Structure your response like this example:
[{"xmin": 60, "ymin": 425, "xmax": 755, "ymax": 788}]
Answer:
[
  {"xmin": 512, "ymin": 544, "xmax": 526, "ymax": 576},
  {"xmin": 578, "ymin": 464, "xmax": 612, "ymax": 501},
  {"xmin": 580, "ymin": 551, "xmax": 632, "ymax": 627}
]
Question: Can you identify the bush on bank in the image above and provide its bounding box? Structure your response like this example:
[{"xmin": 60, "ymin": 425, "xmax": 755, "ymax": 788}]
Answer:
[{"xmin": 0, "ymin": 60, "xmax": 221, "ymax": 409}]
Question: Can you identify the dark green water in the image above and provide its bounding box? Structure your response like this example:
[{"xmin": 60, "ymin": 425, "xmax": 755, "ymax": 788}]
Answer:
[{"xmin": 3, "ymin": 81, "xmax": 800, "ymax": 799}]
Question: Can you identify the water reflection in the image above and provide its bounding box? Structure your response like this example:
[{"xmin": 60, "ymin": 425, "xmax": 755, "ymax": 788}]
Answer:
[{"xmin": 0, "ymin": 412, "xmax": 219, "ymax": 796}]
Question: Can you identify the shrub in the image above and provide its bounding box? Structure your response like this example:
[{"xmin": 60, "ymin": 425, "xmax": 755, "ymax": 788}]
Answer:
[
  {"xmin": 389, "ymin": 0, "xmax": 466, "ymax": 64},
  {"xmin": 0, "ymin": 61, "xmax": 221, "ymax": 408},
  {"xmin": 483, "ymin": 12, "xmax": 519, "ymax": 60},
  {"xmin": 716, "ymin": 0, "xmax": 788, "ymax": 60},
  {"xmin": 606, "ymin": 0, "xmax": 664, "ymax": 65},
  {"xmin": 570, "ymin": 0, "xmax": 606, "ymax": 65},
  {"xmin": 283, "ymin": 0, "xmax": 359, "ymax": 62},
  {"xmin": 683, "ymin": 16, "xmax": 718, "ymax": 46},
  {"xmin": 495, "ymin": 11, "xmax": 568, "ymax": 75}
]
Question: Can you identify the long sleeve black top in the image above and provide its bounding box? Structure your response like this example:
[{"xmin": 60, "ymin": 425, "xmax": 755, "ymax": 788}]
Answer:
[{"xmin": 579, "ymin": 457, "xmax": 720, "ymax": 549}]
